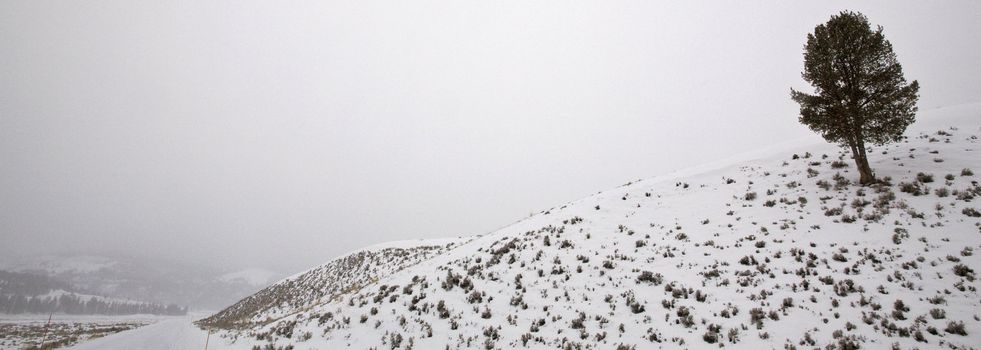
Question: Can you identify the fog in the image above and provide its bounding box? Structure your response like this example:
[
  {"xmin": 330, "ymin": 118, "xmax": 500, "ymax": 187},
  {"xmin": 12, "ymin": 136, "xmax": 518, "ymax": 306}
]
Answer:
[{"xmin": 1, "ymin": 1, "xmax": 979, "ymax": 274}]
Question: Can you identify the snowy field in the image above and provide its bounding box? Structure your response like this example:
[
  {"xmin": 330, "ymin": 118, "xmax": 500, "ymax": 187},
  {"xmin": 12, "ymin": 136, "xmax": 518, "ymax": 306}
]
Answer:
[
  {"xmin": 11, "ymin": 103, "xmax": 981, "ymax": 349},
  {"xmin": 0, "ymin": 313, "xmax": 242, "ymax": 350},
  {"xmin": 0, "ymin": 314, "xmax": 159, "ymax": 350}
]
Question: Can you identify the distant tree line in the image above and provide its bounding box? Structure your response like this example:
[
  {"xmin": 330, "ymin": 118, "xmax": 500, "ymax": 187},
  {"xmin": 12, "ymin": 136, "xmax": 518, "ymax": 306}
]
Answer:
[
  {"xmin": 0, "ymin": 293, "xmax": 187, "ymax": 315},
  {"xmin": 0, "ymin": 270, "xmax": 186, "ymax": 316},
  {"xmin": 0, "ymin": 270, "xmax": 72, "ymax": 295}
]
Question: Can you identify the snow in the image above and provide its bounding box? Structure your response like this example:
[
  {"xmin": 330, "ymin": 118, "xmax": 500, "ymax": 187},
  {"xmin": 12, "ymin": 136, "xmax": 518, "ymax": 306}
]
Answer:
[
  {"xmin": 0, "ymin": 314, "xmax": 166, "ymax": 324},
  {"xmin": 24, "ymin": 289, "xmax": 155, "ymax": 305},
  {"xmin": 49, "ymin": 103, "xmax": 981, "ymax": 349},
  {"xmin": 223, "ymin": 103, "xmax": 979, "ymax": 349},
  {"xmin": 0, "ymin": 314, "xmax": 169, "ymax": 350},
  {"xmin": 63, "ymin": 315, "xmax": 250, "ymax": 350},
  {"xmin": 274, "ymin": 236, "xmax": 472, "ymax": 284},
  {"xmin": 197, "ymin": 237, "xmax": 472, "ymax": 331}
]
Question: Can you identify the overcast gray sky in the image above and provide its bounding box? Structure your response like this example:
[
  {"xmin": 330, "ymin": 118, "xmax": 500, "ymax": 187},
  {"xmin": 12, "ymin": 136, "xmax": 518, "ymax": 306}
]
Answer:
[{"xmin": 1, "ymin": 1, "xmax": 979, "ymax": 274}]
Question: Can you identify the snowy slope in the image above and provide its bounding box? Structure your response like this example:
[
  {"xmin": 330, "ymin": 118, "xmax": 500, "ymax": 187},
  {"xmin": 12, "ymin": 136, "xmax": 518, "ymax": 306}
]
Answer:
[
  {"xmin": 80, "ymin": 104, "xmax": 981, "ymax": 349},
  {"xmin": 197, "ymin": 238, "xmax": 471, "ymax": 330}
]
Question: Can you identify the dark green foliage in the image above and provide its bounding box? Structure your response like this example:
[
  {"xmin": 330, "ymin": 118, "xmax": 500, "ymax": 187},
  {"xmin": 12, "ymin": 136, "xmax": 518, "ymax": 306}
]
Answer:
[{"xmin": 791, "ymin": 11, "xmax": 919, "ymax": 184}]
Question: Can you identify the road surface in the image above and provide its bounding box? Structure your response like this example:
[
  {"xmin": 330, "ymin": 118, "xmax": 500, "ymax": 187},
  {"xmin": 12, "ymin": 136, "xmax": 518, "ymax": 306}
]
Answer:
[{"xmin": 65, "ymin": 316, "xmax": 248, "ymax": 350}]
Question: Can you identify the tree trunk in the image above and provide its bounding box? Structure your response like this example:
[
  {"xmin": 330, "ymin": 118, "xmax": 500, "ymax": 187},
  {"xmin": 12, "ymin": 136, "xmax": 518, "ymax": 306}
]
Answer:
[{"xmin": 853, "ymin": 141, "xmax": 875, "ymax": 185}]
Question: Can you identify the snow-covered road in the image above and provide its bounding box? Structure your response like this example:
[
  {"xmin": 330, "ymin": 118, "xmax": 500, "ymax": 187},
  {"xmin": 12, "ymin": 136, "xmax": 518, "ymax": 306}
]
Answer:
[{"xmin": 64, "ymin": 316, "xmax": 247, "ymax": 350}]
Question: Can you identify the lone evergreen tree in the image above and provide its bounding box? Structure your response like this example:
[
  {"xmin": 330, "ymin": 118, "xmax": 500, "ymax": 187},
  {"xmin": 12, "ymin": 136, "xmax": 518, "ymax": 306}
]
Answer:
[{"xmin": 791, "ymin": 11, "xmax": 919, "ymax": 185}]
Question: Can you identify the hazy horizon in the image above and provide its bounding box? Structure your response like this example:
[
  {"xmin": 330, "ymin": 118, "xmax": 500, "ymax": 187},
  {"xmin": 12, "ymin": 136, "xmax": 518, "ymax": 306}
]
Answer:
[{"xmin": 2, "ymin": 1, "xmax": 980, "ymax": 275}]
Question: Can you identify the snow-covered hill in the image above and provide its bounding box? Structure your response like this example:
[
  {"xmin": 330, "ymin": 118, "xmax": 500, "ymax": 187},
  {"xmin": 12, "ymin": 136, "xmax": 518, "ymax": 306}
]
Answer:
[
  {"xmin": 197, "ymin": 238, "xmax": 470, "ymax": 330},
  {"xmin": 201, "ymin": 104, "xmax": 981, "ymax": 349}
]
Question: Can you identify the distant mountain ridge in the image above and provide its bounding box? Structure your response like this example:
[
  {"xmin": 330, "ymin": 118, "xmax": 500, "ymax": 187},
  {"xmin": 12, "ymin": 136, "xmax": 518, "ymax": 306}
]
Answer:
[
  {"xmin": 0, "ymin": 253, "xmax": 283, "ymax": 311},
  {"xmin": 0, "ymin": 269, "xmax": 186, "ymax": 316}
]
